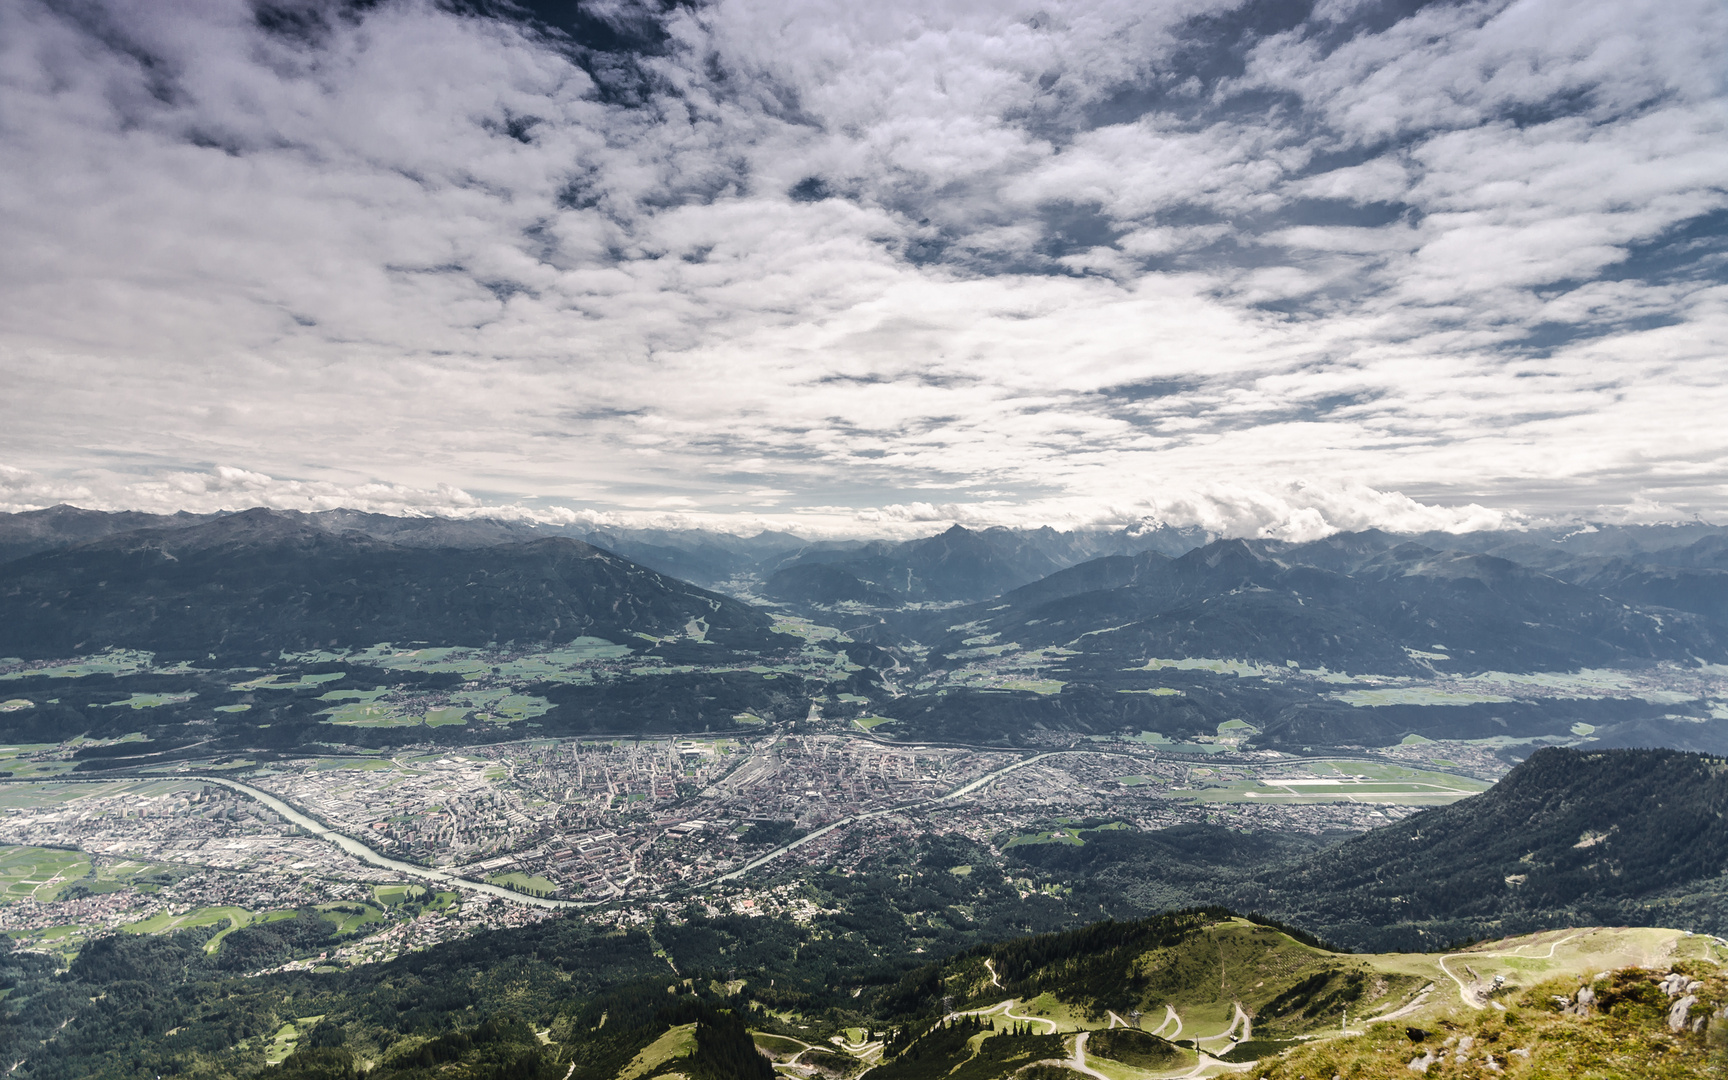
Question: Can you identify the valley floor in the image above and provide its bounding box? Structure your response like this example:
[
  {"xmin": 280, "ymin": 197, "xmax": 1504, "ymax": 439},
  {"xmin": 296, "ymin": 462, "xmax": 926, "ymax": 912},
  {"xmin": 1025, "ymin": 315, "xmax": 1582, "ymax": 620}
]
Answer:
[{"xmin": 0, "ymin": 729, "xmax": 1490, "ymax": 966}]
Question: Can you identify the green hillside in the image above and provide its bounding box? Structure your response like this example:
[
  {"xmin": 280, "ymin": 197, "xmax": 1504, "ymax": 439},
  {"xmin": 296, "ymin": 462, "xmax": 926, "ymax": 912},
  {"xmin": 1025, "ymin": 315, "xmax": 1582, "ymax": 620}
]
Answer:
[
  {"xmin": 1245, "ymin": 747, "xmax": 1728, "ymax": 951},
  {"xmin": 991, "ymin": 749, "xmax": 1728, "ymax": 954},
  {"xmin": 3, "ymin": 901, "xmax": 1726, "ymax": 1080},
  {"xmin": 851, "ymin": 917, "xmax": 1728, "ymax": 1080}
]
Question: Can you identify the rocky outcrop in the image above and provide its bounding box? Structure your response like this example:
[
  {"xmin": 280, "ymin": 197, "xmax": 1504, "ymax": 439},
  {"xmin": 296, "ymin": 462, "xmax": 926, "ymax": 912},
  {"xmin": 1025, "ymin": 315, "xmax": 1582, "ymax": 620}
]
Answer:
[{"xmin": 1660, "ymin": 970, "xmax": 1706, "ymax": 1032}]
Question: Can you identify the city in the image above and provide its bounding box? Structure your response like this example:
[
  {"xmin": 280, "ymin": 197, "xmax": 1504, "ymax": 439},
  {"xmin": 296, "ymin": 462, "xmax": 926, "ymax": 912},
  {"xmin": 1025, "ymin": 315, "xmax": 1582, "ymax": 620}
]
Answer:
[{"xmin": 0, "ymin": 723, "xmax": 1496, "ymax": 972}]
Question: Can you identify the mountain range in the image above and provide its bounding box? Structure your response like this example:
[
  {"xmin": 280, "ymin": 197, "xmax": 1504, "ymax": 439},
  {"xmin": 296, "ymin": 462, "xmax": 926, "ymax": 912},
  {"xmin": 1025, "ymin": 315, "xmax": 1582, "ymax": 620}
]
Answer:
[
  {"xmin": 927, "ymin": 536, "xmax": 1725, "ymax": 675},
  {"xmin": 6, "ymin": 506, "xmax": 1728, "ymax": 756},
  {"xmin": 0, "ymin": 508, "xmax": 781, "ymax": 662}
]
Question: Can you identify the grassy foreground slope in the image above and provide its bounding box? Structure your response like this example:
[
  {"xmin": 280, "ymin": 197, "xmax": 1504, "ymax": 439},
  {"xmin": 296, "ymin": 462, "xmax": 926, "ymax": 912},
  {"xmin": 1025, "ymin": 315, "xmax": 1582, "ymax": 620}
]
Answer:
[
  {"xmin": 853, "ymin": 917, "xmax": 1728, "ymax": 1080},
  {"xmin": 1262, "ymin": 930, "xmax": 1728, "ymax": 1079},
  {"xmin": 6, "ymin": 904, "xmax": 1727, "ymax": 1080}
]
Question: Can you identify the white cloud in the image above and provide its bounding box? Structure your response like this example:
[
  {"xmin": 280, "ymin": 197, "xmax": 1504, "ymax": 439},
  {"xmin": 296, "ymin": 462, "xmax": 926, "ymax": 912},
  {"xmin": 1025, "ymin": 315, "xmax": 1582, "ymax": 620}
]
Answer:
[
  {"xmin": 0, "ymin": 0, "xmax": 1724, "ymax": 536},
  {"xmin": 0, "ymin": 463, "xmax": 1525, "ymax": 541}
]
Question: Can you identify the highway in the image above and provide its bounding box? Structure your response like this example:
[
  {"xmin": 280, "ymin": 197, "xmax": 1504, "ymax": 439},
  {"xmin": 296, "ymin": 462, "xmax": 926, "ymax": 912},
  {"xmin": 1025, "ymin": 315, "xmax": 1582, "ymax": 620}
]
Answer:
[{"xmin": 191, "ymin": 776, "xmax": 588, "ymax": 909}]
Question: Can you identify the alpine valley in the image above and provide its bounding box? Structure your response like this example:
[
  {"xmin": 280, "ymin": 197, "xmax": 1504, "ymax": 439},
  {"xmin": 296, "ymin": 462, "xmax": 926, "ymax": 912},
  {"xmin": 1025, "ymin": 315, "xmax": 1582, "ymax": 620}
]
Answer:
[{"xmin": 2, "ymin": 507, "xmax": 1727, "ymax": 1080}]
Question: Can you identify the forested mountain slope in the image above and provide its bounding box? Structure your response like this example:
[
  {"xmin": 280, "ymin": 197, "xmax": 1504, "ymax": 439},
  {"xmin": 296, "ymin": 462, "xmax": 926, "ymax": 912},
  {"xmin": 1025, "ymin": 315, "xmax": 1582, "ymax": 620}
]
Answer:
[
  {"xmin": 1249, "ymin": 747, "xmax": 1728, "ymax": 950},
  {"xmin": 933, "ymin": 538, "xmax": 1728, "ymax": 676},
  {"xmin": 0, "ymin": 508, "xmax": 778, "ymax": 661}
]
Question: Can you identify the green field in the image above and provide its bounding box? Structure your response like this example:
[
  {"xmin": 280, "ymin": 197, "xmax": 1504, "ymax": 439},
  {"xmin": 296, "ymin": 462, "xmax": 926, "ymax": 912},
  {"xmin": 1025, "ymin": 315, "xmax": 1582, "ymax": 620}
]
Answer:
[
  {"xmin": 318, "ymin": 902, "xmax": 386, "ymax": 934},
  {"xmin": 0, "ymin": 746, "xmax": 79, "ymax": 779},
  {"xmin": 320, "ymin": 697, "xmax": 418, "ymax": 727},
  {"xmin": 1332, "ymin": 687, "xmax": 1514, "ymax": 707},
  {"xmin": 124, "ymin": 906, "xmax": 338, "ymax": 954},
  {"xmin": 769, "ymin": 618, "xmax": 844, "ymax": 642},
  {"xmin": 0, "ymin": 846, "xmax": 199, "ymax": 921},
  {"xmin": 373, "ymin": 884, "xmax": 459, "ymax": 910},
  {"xmin": 374, "ymin": 883, "xmax": 424, "ymax": 905},
  {"xmin": 0, "ymin": 650, "xmax": 193, "ymax": 681},
  {"xmin": 0, "ymin": 779, "xmax": 204, "ymax": 812},
  {"xmin": 940, "ymin": 668, "xmax": 1065, "ymax": 695},
  {"xmin": 287, "ymin": 639, "xmax": 634, "ymax": 683},
  {"xmin": 1113, "ymin": 731, "xmax": 1231, "ymax": 754},
  {"xmin": 1140, "ymin": 657, "xmax": 1270, "ymax": 677},
  {"xmin": 97, "ymin": 692, "xmax": 198, "ymax": 710},
  {"xmin": 125, "ymin": 904, "xmax": 249, "ymax": 935},
  {"xmin": 263, "ymin": 1015, "xmax": 326, "ymax": 1065},
  {"xmin": 232, "ymin": 671, "xmax": 347, "ymax": 692},
  {"xmin": 321, "ymin": 687, "xmax": 553, "ymax": 728},
  {"xmin": 458, "ymin": 689, "xmax": 554, "ymax": 724},
  {"xmin": 0, "ymin": 846, "xmax": 91, "ymax": 902},
  {"xmin": 488, "ymin": 872, "xmax": 558, "ymax": 896},
  {"xmin": 1003, "ymin": 828, "xmax": 1085, "ymax": 849}
]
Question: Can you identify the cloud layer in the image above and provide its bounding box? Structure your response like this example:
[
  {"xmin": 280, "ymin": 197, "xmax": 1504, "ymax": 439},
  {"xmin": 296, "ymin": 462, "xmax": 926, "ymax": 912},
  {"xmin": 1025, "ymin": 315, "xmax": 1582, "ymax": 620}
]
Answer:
[{"xmin": 2, "ymin": 0, "xmax": 1724, "ymax": 537}]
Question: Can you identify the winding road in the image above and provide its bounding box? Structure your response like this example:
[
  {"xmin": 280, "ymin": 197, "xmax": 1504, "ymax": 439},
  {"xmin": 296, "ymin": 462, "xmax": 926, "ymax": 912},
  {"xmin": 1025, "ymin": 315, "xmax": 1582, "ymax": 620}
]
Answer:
[
  {"xmin": 939, "ymin": 997, "xmax": 1061, "ymax": 1035},
  {"xmin": 1196, "ymin": 1003, "xmax": 1251, "ymax": 1048},
  {"xmin": 920, "ymin": 992, "xmax": 1275, "ymax": 1079},
  {"xmin": 1439, "ymin": 933, "xmax": 1578, "ymax": 1009},
  {"xmin": 1368, "ymin": 982, "xmax": 1434, "ymax": 1022},
  {"xmin": 1151, "ymin": 1004, "xmax": 1182, "ymax": 1040},
  {"xmin": 1068, "ymin": 1031, "xmax": 1110, "ymax": 1080}
]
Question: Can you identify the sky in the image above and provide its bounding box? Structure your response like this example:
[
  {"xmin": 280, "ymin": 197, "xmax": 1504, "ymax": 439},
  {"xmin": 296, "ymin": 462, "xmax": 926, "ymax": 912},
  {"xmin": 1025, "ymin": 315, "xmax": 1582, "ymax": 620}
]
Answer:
[{"xmin": 1, "ymin": 0, "xmax": 1725, "ymax": 540}]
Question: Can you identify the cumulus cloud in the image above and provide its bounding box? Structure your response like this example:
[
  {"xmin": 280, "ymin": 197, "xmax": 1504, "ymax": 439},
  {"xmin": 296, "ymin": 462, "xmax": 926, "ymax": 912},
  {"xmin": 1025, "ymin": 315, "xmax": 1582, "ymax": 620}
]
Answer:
[
  {"xmin": 0, "ymin": 464, "xmax": 478, "ymax": 517},
  {"xmin": 1, "ymin": 0, "xmax": 1724, "ymax": 536},
  {"xmin": 0, "ymin": 463, "xmax": 1528, "ymax": 541}
]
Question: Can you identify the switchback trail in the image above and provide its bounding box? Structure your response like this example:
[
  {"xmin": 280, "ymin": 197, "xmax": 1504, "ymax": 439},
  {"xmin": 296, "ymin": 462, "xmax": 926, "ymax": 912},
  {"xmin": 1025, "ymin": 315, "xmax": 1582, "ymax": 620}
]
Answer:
[
  {"xmin": 1152, "ymin": 1005, "xmax": 1182, "ymax": 1040},
  {"xmin": 1369, "ymin": 983, "xmax": 1434, "ymax": 1022},
  {"xmin": 1195, "ymin": 1002, "xmax": 1250, "ymax": 1047},
  {"xmin": 1440, "ymin": 933, "xmax": 1578, "ymax": 1009},
  {"xmin": 1068, "ymin": 1031, "xmax": 1110, "ymax": 1080}
]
